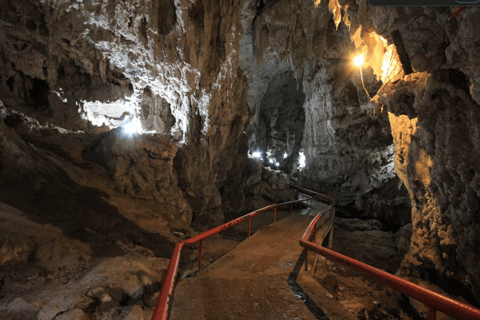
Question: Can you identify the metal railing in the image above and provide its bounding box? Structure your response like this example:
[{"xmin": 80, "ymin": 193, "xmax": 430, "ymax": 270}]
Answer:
[
  {"xmin": 298, "ymin": 188, "xmax": 480, "ymax": 320},
  {"xmin": 151, "ymin": 193, "xmax": 314, "ymax": 320},
  {"xmin": 152, "ymin": 184, "xmax": 480, "ymax": 320}
]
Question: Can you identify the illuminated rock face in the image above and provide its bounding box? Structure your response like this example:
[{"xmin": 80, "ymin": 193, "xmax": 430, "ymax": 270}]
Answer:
[
  {"xmin": 0, "ymin": 0, "xmax": 219, "ymax": 139},
  {"xmin": 239, "ymin": 0, "xmax": 410, "ymax": 228},
  {"xmin": 335, "ymin": 1, "xmax": 480, "ymax": 303},
  {"xmin": 243, "ymin": 0, "xmax": 480, "ymax": 302},
  {"xmin": 0, "ymin": 0, "xmax": 251, "ymax": 225},
  {"xmin": 380, "ymin": 71, "xmax": 480, "ymax": 302}
]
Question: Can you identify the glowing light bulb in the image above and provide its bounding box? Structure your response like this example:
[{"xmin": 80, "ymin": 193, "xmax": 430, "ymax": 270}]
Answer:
[
  {"xmin": 275, "ymin": 162, "xmax": 280, "ymax": 167},
  {"xmin": 122, "ymin": 117, "xmax": 142, "ymax": 136},
  {"xmin": 269, "ymin": 158, "xmax": 274, "ymax": 164},
  {"xmin": 252, "ymin": 151, "xmax": 262, "ymax": 159},
  {"xmin": 353, "ymin": 55, "xmax": 364, "ymax": 67},
  {"xmin": 283, "ymin": 152, "xmax": 288, "ymax": 159}
]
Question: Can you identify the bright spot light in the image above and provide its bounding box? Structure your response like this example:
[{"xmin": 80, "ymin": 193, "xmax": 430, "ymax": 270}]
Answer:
[
  {"xmin": 283, "ymin": 152, "xmax": 288, "ymax": 159},
  {"xmin": 353, "ymin": 55, "xmax": 364, "ymax": 67},
  {"xmin": 122, "ymin": 117, "xmax": 142, "ymax": 136},
  {"xmin": 269, "ymin": 158, "xmax": 274, "ymax": 164},
  {"xmin": 251, "ymin": 151, "xmax": 262, "ymax": 159},
  {"xmin": 275, "ymin": 162, "xmax": 280, "ymax": 167},
  {"xmin": 383, "ymin": 59, "xmax": 391, "ymax": 71},
  {"xmin": 299, "ymin": 152, "xmax": 306, "ymax": 169}
]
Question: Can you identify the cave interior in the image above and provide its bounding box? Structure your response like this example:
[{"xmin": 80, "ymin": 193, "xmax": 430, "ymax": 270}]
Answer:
[{"xmin": 1, "ymin": 1, "xmax": 480, "ymax": 319}]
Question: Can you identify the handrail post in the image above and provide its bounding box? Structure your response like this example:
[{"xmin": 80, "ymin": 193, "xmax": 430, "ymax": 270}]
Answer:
[
  {"xmin": 153, "ymin": 185, "xmax": 336, "ymax": 320},
  {"xmin": 328, "ymin": 227, "xmax": 334, "ymax": 249},
  {"xmin": 305, "ymin": 250, "xmax": 308, "ymax": 271},
  {"xmin": 274, "ymin": 206, "xmax": 277, "ymax": 223},
  {"xmin": 328, "ymin": 208, "xmax": 334, "ymax": 248},
  {"xmin": 198, "ymin": 240, "xmax": 203, "ymax": 274}
]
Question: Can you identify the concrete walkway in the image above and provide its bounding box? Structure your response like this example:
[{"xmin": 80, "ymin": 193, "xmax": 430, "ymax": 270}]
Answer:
[{"xmin": 171, "ymin": 213, "xmax": 356, "ymax": 320}]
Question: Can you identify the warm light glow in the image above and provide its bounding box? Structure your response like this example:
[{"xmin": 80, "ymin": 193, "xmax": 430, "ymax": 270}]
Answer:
[{"xmin": 353, "ymin": 55, "xmax": 364, "ymax": 67}]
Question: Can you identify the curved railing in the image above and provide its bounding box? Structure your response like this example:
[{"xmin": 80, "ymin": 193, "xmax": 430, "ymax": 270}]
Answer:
[
  {"xmin": 152, "ymin": 184, "xmax": 480, "ymax": 320},
  {"xmin": 298, "ymin": 188, "xmax": 480, "ymax": 320},
  {"xmin": 151, "ymin": 192, "xmax": 314, "ymax": 320}
]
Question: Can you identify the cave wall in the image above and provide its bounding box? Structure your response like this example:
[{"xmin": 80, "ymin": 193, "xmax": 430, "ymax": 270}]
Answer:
[
  {"xmin": 0, "ymin": 0, "xmax": 251, "ymax": 227},
  {"xmin": 241, "ymin": 0, "xmax": 480, "ymax": 303},
  {"xmin": 240, "ymin": 0, "xmax": 411, "ymax": 228},
  {"xmin": 0, "ymin": 2, "xmax": 256, "ymax": 317},
  {"xmin": 380, "ymin": 71, "xmax": 480, "ymax": 302},
  {"xmin": 327, "ymin": 0, "xmax": 480, "ymax": 303},
  {"xmin": 2, "ymin": 0, "xmax": 480, "ymax": 308}
]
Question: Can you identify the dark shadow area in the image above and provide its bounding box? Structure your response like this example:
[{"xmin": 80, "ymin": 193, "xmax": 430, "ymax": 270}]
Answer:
[
  {"xmin": 158, "ymin": 0, "xmax": 176, "ymax": 35},
  {"xmin": 0, "ymin": 179, "xmax": 175, "ymax": 259},
  {"xmin": 247, "ymin": 69, "xmax": 305, "ymax": 173},
  {"xmin": 338, "ymin": 177, "xmax": 411, "ymax": 233},
  {"xmin": 28, "ymin": 78, "xmax": 49, "ymax": 111},
  {"xmin": 0, "ymin": 133, "xmax": 176, "ymax": 259},
  {"xmin": 287, "ymin": 249, "xmax": 329, "ymax": 320}
]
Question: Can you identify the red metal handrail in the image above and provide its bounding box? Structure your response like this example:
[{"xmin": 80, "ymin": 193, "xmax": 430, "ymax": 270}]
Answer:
[
  {"xmin": 152, "ymin": 183, "xmax": 480, "ymax": 320},
  {"xmin": 151, "ymin": 196, "xmax": 313, "ymax": 320},
  {"xmin": 299, "ymin": 241, "xmax": 480, "ymax": 320},
  {"xmin": 299, "ymin": 191, "xmax": 480, "ymax": 320}
]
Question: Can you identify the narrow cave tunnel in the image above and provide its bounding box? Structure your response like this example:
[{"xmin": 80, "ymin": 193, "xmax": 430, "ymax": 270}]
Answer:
[
  {"xmin": 1, "ymin": 1, "xmax": 480, "ymax": 320},
  {"xmin": 248, "ymin": 70, "xmax": 305, "ymax": 173}
]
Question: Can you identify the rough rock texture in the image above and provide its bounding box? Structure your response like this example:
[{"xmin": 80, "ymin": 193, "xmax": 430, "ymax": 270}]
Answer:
[
  {"xmin": 242, "ymin": 0, "xmax": 480, "ymax": 304},
  {"xmin": 2, "ymin": 0, "xmax": 480, "ymax": 314},
  {"xmin": 0, "ymin": 1, "xmax": 252, "ymax": 318},
  {"xmin": 328, "ymin": 0, "xmax": 480, "ymax": 305},
  {"xmin": 82, "ymin": 128, "xmax": 192, "ymax": 224},
  {"xmin": 1, "ymin": 245, "xmax": 169, "ymax": 320},
  {"xmin": 239, "ymin": 0, "xmax": 411, "ymax": 228},
  {"xmin": 0, "ymin": 0, "xmax": 252, "ymax": 226},
  {"xmin": 242, "ymin": 158, "xmax": 297, "ymax": 214},
  {"xmin": 312, "ymin": 218, "xmax": 414, "ymax": 320},
  {"xmin": 333, "ymin": 218, "xmax": 411, "ymax": 274},
  {"xmin": 379, "ymin": 71, "xmax": 480, "ymax": 303},
  {"xmin": 0, "ymin": 114, "xmax": 184, "ymax": 253}
]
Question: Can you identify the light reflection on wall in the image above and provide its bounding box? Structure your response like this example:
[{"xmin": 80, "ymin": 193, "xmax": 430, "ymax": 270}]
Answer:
[{"xmin": 299, "ymin": 151, "xmax": 306, "ymax": 169}]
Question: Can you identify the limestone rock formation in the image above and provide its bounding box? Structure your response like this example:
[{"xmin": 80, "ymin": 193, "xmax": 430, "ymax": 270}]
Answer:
[
  {"xmin": 0, "ymin": 1, "xmax": 251, "ymax": 317},
  {"xmin": 239, "ymin": 0, "xmax": 411, "ymax": 228},
  {"xmin": 330, "ymin": 0, "xmax": 480, "ymax": 304},
  {"xmin": 242, "ymin": 0, "xmax": 480, "ymax": 304},
  {"xmin": 82, "ymin": 128, "xmax": 192, "ymax": 223},
  {"xmin": 0, "ymin": 0, "xmax": 251, "ymax": 224},
  {"xmin": 1, "ymin": 245, "xmax": 169, "ymax": 320},
  {"xmin": 1, "ymin": 0, "xmax": 480, "ymax": 316},
  {"xmin": 243, "ymin": 158, "xmax": 297, "ymax": 213},
  {"xmin": 379, "ymin": 70, "xmax": 480, "ymax": 302}
]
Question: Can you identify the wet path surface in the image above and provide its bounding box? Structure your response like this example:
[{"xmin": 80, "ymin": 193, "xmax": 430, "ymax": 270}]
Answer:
[{"xmin": 171, "ymin": 213, "xmax": 356, "ymax": 320}]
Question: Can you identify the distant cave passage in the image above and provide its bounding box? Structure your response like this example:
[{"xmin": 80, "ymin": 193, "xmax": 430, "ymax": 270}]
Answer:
[
  {"xmin": 29, "ymin": 78, "xmax": 49, "ymax": 109},
  {"xmin": 253, "ymin": 71, "xmax": 306, "ymax": 171}
]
